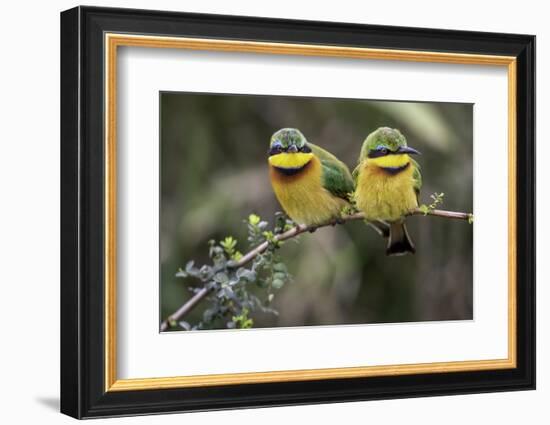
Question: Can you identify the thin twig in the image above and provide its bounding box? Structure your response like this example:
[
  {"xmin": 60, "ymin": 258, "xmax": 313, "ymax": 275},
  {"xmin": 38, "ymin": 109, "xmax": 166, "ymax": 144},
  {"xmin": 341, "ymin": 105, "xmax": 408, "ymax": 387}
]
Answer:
[
  {"xmin": 160, "ymin": 288, "xmax": 209, "ymax": 331},
  {"xmin": 408, "ymin": 208, "xmax": 472, "ymax": 221},
  {"xmin": 160, "ymin": 207, "xmax": 472, "ymax": 331}
]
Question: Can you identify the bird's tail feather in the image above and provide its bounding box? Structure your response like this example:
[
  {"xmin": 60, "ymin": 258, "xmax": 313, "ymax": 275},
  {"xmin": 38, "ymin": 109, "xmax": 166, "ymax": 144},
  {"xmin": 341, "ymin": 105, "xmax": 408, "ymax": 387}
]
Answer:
[{"xmin": 387, "ymin": 221, "xmax": 415, "ymax": 256}]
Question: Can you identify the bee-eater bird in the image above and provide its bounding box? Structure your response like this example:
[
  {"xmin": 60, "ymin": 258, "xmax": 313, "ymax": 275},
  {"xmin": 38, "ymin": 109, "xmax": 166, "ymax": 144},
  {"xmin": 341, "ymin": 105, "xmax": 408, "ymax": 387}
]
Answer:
[
  {"xmin": 353, "ymin": 127, "xmax": 422, "ymax": 256},
  {"xmin": 268, "ymin": 128, "xmax": 354, "ymax": 226}
]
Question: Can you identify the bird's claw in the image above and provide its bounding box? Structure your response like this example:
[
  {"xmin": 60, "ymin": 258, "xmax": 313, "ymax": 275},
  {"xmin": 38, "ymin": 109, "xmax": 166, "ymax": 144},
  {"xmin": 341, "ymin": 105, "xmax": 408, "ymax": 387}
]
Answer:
[{"xmin": 330, "ymin": 218, "xmax": 345, "ymax": 226}]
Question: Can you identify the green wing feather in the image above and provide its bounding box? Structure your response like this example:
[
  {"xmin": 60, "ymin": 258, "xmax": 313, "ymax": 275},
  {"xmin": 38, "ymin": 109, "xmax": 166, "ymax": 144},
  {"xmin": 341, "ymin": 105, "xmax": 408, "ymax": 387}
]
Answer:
[
  {"xmin": 352, "ymin": 163, "xmax": 360, "ymax": 183},
  {"xmin": 308, "ymin": 142, "xmax": 354, "ymax": 201},
  {"xmin": 411, "ymin": 158, "xmax": 422, "ymax": 199}
]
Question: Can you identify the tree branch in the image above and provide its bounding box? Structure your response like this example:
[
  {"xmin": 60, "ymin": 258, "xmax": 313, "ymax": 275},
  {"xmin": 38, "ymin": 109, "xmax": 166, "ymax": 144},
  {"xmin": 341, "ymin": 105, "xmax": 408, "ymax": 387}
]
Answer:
[{"xmin": 160, "ymin": 207, "xmax": 472, "ymax": 331}]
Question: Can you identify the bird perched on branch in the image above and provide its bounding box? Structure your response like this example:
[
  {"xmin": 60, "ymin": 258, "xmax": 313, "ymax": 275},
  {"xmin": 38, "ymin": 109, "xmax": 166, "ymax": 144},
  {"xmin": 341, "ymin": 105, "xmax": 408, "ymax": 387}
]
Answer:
[
  {"xmin": 268, "ymin": 128, "xmax": 354, "ymax": 226},
  {"xmin": 353, "ymin": 127, "xmax": 422, "ymax": 256}
]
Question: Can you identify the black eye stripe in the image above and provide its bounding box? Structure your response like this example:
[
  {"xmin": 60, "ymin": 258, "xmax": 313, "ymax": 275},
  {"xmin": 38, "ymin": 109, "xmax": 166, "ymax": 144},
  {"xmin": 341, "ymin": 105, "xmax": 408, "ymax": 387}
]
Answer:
[
  {"xmin": 269, "ymin": 143, "xmax": 311, "ymax": 156},
  {"xmin": 368, "ymin": 147, "xmax": 391, "ymax": 158},
  {"xmin": 268, "ymin": 145, "xmax": 283, "ymax": 156}
]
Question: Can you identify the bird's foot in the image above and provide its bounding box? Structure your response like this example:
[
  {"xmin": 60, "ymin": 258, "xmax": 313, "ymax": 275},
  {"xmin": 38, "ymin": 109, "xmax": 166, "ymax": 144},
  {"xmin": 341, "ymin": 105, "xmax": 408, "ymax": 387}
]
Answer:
[{"xmin": 330, "ymin": 218, "xmax": 345, "ymax": 226}]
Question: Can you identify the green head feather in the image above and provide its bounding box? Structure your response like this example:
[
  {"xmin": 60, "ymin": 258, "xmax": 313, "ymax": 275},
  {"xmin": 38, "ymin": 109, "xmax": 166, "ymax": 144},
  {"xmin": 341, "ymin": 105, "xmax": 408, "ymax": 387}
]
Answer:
[
  {"xmin": 359, "ymin": 127, "xmax": 408, "ymax": 161},
  {"xmin": 270, "ymin": 128, "xmax": 308, "ymax": 150}
]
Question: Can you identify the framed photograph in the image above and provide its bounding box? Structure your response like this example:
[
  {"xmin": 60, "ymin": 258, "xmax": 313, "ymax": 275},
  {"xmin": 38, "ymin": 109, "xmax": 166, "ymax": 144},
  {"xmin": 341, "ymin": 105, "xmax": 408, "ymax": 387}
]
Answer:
[{"xmin": 60, "ymin": 6, "xmax": 535, "ymax": 419}]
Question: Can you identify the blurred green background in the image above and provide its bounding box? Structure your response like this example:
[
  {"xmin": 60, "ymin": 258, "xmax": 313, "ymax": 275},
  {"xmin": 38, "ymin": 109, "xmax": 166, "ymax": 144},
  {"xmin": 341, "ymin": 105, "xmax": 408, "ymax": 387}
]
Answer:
[{"xmin": 160, "ymin": 92, "xmax": 473, "ymax": 329}]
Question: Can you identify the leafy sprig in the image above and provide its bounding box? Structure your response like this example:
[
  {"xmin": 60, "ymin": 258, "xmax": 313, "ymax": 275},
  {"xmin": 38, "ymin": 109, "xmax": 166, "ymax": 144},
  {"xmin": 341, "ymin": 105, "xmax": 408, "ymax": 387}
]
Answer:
[
  {"xmin": 173, "ymin": 212, "xmax": 294, "ymax": 330},
  {"xmin": 418, "ymin": 192, "xmax": 445, "ymax": 215}
]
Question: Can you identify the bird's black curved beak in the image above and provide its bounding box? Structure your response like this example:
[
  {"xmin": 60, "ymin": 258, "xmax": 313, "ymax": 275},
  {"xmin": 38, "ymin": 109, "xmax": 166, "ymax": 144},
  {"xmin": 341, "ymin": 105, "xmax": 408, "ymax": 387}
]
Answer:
[
  {"xmin": 287, "ymin": 145, "xmax": 298, "ymax": 153},
  {"xmin": 398, "ymin": 146, "xmax": 421, "ymax": 155}
]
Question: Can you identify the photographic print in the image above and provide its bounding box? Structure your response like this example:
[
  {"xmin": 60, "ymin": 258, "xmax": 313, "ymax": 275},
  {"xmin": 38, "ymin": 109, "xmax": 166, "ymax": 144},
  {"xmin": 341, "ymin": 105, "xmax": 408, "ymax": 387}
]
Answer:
[{"xmin": 160, "ymin": 92, "xmax": 474, "ymax": 331}]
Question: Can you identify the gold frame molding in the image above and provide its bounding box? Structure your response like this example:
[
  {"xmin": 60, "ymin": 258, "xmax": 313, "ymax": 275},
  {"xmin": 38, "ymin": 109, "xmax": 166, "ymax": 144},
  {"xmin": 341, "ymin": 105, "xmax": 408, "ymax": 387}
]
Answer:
[{"xmin": 104, "ymin": 33, "xmax": 517, "ymax": 392}]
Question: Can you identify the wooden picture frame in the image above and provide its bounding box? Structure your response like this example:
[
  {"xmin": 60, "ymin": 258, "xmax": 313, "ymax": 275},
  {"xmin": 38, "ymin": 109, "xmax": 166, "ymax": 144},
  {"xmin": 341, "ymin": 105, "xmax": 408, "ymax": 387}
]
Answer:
[{"xmin": 60, "ymin": 6, "xmax": 535, "ymax": 419}]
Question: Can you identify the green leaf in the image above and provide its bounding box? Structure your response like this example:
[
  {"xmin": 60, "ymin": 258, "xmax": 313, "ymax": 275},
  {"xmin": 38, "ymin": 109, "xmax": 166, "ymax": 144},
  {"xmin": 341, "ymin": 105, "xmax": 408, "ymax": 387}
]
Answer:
[
  {"xmin": 220, "ymin": 236, "xmax": 237, "ymax": 252},
  {"xmin": 283, "ymin": 223, "xmax": 294, "ymax": 231},
  {"xmin": 272, "ymin": 279, "xmax": 284, "ymax": 289},
  {"xmin": 273, "ymin": 263, "xmax": 287, "ymax": 273},
  {"xmin": 418, "ymin": 204, "xmax": 429, "ymax": 215},
  {"xmin": 175, "ymin": 268, "xmax": 187, "ymax": 278},
  {"xmin": 273, "ymin": 272, "xmax": 286, "ymax": 281},
  {"xmin": 256, "ymin": 278, "xmax": 268, "ymax": 288},
  {"xmin": 198, "ymin": 265, "xmax": 213, "ymax": 280},
  {"xmin": 232, "ymin": 308, "xmax": 254, "ymax": 329},
  {"xmin": 236, "ymin": 268, "xmax": 257, "ymax": 282},
  {"xmin": 213, "ymin": 272, "xmax": 229, "ymax": 284},
  {"xmin": 178, "ymin": 321, "xmax": 191, "ymax": 331},
  {"xmin": 248, "ymin": 214, "xmax": 260, "ymax": 226},
  {"xmin": 258, "ymin": 221, "xmax": 268, "ymax": 230}
]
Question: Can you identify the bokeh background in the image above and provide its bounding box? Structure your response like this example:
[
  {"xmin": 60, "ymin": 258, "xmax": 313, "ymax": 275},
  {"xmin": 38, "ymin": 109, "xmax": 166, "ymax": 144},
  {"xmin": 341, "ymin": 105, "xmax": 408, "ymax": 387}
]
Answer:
[{"xmin": 160, "ymin": 92, "xmax": 473, "ymax": 329}]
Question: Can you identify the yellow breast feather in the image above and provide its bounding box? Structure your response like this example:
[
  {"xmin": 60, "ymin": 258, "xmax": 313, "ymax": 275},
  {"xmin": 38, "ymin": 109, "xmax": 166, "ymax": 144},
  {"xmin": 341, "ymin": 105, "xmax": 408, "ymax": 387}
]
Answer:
[
  {"xmin": 354, "ymin": 161, "xmax": 418, "ymax": 222},
  {"xmin": 269, "ymin": 156, "xmax": 348, "ymax": 225}
]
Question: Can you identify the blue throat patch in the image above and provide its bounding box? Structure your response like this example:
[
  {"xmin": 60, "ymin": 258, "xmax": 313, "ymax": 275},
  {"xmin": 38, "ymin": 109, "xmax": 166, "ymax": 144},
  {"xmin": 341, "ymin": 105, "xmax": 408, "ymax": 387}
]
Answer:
[
  {"xmin": 274, "ymin": 165, "xmax": 306, "ymax": 176},
  {"xmin": 382, "ymin": 162, "xmax": 410, "ymax": 175}
]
